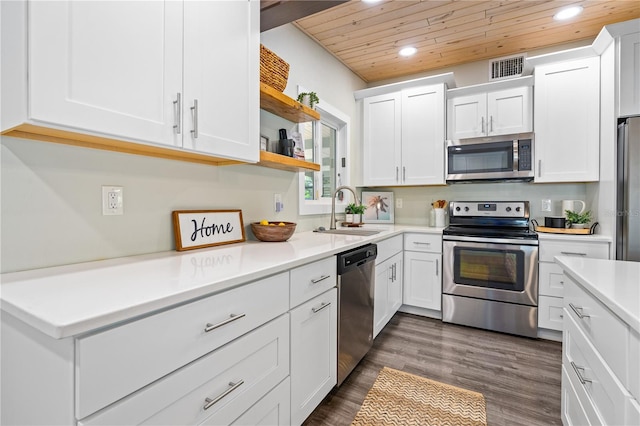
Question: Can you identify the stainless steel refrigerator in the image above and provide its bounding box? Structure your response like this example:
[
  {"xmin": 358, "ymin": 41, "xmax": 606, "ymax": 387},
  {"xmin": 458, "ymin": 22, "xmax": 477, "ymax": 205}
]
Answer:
[{"xmin": 617, "ymin": 117, "xmax": 640, "ymax": 261}]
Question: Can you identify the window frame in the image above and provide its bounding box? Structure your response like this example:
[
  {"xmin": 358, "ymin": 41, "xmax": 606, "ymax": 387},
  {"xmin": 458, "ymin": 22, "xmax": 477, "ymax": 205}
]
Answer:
[{"xmin": 297, "ymin": 88, "xmax": 351, "ymax": 216}]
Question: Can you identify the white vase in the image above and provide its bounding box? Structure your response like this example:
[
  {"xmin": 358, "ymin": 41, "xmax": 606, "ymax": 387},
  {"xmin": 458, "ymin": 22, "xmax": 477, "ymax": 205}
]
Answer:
[
  {"xmin": 301, "ymin": 94, "xmax": 311, "ymax": 107},
  {"xmin": 345, "ymin": 213, "xmax": 354, "ymax": 224},
  {"xmin": 352, "ymin": 214, "xmax": 361, "ymax": 224},
  {"xmin": 571, "ymin": 223, "xmax": 588, "ymax": 229}
]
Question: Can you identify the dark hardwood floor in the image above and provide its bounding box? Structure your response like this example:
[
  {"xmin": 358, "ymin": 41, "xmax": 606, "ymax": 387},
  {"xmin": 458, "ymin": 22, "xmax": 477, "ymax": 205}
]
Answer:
[{"xmin": 304, "ymin": 313, "xmax": 562, "ymax": 426}]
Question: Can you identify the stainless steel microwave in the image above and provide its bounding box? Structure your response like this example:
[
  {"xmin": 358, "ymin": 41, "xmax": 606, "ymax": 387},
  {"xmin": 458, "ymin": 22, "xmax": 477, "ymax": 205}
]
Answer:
[{"xmin": 446, "ymin": 133, "xmax": 534, "ymax": 183}]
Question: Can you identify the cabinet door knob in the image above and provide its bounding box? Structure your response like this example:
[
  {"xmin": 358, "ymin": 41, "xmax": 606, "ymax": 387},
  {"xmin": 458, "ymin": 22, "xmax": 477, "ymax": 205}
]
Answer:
[
  {"xmin": 173, "ymin": 93, "xmax": 182, "ymax": 134},
  {"xmin": 570, "ymin": 362, "xmax": 592, "ymax": 385},
  {"xmin": 311, "ymin": 275, "xmax": 331, "ymax": 284},
  {"xmin": 568, "ymin": 303, "xmax": 590, "ymax": 319},
  {"xmin": 312, "ymin": 301, "xmax": 331, "ymax": 313},
  {"xmin": 191, "ymin": 99, "xmax": 199, "ymax": 139},
  {"xmin": 204, "ymin": 380, "xmax": 244, "ymax": 410},
  {"xmin": 204, "ymin": 313, "xmax": 246, "ymax": 332}
]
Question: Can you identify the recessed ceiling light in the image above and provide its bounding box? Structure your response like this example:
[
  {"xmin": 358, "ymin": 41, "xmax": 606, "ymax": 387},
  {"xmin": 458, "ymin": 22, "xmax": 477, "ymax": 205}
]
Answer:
[
  {"xmin": 399, "ymin": 47, "xmax": 417, "ymax": 57},
  {"xmin": 553, "ymin": 5, "xmax": 583, "ymax": 21}
]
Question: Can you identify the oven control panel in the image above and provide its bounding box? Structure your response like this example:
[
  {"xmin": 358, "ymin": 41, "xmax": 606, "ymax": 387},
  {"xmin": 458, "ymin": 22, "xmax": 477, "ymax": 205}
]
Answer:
[{"xmin": 449, "ymin": 201, "xmax": 528, "ymax": 218}]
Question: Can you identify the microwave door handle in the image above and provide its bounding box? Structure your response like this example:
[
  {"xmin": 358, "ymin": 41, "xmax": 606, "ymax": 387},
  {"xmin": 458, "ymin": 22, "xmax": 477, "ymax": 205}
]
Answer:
[{"xmin": 513, "ymin": 140, "xmax": 519, "ymax": 171}]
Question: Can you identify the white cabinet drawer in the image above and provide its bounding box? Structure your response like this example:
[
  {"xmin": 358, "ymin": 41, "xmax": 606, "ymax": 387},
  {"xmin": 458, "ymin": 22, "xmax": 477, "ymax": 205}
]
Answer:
[
  {"xmin": 290, "ymin": 257, "xmax": 336, "ymax": 308},
  {"xmin": 561, "ymin": 366, "xmax": 600, "ymax": 426},
  {"xmin": 539, "ymin": 262, "xmax": 566, "ymax": 297},
  {"xmin": 230, "ymin": 377, "xmax": 290, "ymax": 426},
  {"xmin": 76, "ymin": 272, "xmax": 289, "ymax": 419},
  {"xmin": 376, "ymin": 235, "xmax": 403, "ymax": 264},
  {"xmin": 630, "ymin": 329, "xmax": 640, "ymax": 401},
  {"xmin": 539, "ymin": 295, "xmax": 564, "ymax": 331},
  {"xmin": 80, "ymin": 315, "xmax": 290, "ymax": 426},
  {"xmin": 540, "ymin": 240, "xmax": 608, "ymax": 262},
  {"xmin": 563, "ymin": 313, "xmax": 629, "ymax": 426},
  {"xmin": 564, "ymin": 276, "xmax": 628, "ymax": 385},
  {"xmin": 404, "ymin": 233, "xmax": 442, "ymax": 253}
]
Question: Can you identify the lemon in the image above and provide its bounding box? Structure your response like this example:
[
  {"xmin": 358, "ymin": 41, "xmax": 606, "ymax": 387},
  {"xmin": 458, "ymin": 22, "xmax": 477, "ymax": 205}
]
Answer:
[
  {"xmin": 278, "ymin": 222, "xmax": 285, "ymax": 226},
  {"xmin": 259, "ymin": 219, "xmax": 269, "ymax": 225},
  {"xmin": 269, "ymin": 223, "xmax": 275, "ymax": 226}
]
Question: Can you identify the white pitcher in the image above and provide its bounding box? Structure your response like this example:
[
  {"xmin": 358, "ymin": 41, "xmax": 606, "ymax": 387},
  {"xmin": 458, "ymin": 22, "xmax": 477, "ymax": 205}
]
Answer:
[{"xmin": 562, "ymin": 200, "xmax": 586, "ymax": 217}]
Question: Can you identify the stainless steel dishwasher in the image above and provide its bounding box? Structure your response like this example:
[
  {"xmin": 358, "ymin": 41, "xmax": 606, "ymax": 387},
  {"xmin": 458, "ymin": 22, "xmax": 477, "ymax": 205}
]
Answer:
[{"xmin": 336, "ymin": 243, "xmax": 377, "ymax": 386}]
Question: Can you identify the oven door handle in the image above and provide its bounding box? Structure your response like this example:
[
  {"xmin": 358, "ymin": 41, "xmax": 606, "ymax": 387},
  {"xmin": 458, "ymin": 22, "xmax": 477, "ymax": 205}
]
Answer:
[{"xmin": 443, "ymin": 235, "xmax": 538, "ymax": 246}]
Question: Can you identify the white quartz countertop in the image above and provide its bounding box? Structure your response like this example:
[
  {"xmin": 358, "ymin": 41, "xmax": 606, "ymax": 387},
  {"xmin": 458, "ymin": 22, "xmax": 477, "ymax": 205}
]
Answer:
[
  {"xmin": 1, "ymin": 225, "xmax": 443, "ymax": 339},
  {"xmin": 555, "ymin": 256, "xmax": 640, "ymax": 333},
  {"xmin": 537, "ymin": 232, "xmax": 612, "ymax": 243}
]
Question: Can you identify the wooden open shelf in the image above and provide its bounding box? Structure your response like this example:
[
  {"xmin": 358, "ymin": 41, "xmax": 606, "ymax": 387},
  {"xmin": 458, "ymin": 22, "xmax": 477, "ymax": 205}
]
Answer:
[
  {"xmin": 259, "ymin": 83, "xmax": 320, "ymax": 123},
  {"xmin": 257, "ymin": 151, "xmax": 320, "ymax": 173}
]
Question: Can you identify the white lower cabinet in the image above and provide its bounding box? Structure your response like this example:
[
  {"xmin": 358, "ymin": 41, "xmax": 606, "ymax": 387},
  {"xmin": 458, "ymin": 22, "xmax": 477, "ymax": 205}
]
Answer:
[
  {"xmin": 80, "ymin": 315, "xmax": 290, "ymax": 425},
  {"xmin": 290, "ymin": 288, "xmax": 337, "ymax": 426},
  {"xmin": 403, "ymin": 233, "xmax": 442, "ymax": 312},
  {"xmin": 230, "ymin": 378, "xmax": 290, "ymax": 426},
  {"xmin": 538, "ymin": 238, "xmax": 609, "ymax": 333},
  {"xmin": 561, "ymin": 274, "xmax": 638, "ymax": 426},
  {"xmin": 374, "ymin": 252, "xmax": 403, "ymax": 337}
]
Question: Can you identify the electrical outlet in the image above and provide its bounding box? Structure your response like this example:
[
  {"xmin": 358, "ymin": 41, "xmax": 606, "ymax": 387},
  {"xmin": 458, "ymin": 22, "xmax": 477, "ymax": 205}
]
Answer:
[
  {"xmin": 541, "ymin": 199, "xmax": 552, "ymax": 212},
  {"xmin": 396, "ymin": 198, "xmax": 403, "ymax": 209},
  {"xmin": 274, "ymin": 193, "xmax": 283, "ymax": 213},
  {"xmin": 102, "ymin": 186, "xmax": 124, "ymax": 215}
]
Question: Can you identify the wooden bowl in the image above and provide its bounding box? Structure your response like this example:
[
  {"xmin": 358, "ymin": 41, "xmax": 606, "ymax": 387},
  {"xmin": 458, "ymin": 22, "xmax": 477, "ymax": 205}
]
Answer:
[{"xmin": 250, "ymin": 221, "xmax": 296, "ymax": 242}]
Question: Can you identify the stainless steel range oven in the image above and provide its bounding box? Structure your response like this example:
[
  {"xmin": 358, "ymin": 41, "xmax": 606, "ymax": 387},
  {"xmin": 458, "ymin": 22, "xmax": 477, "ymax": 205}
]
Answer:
[{"xmin": 442, "ymin": 201, "xmax": 539, "ymax": 338}]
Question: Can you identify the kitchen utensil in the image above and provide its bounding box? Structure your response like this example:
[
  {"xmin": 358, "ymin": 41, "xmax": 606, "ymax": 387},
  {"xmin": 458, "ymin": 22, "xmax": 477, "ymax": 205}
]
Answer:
[{"xmin": 545, "ymin": 216, "xmax": 566, "ymax": 228}]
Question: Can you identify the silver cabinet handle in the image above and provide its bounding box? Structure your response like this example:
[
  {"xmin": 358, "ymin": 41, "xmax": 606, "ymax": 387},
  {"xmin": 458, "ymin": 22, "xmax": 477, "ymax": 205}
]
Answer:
[
  {"xmin": 435, "ymin": 259, "xmax": 439, "ymax": 276},
  {"xmin": 311, "ymin": 275, "xmax": 331, "ymax": 284},
  {"xmin": 312, "ymin": 301, "xmax": 331, "ymax": 313},
  {"xmin": 489, "ymin": 115, "xmax": 493, "ymax": 132},
  {"xmin": 190, "ymin": 99, "xmax": 199, "ymax": 139},
  {"xmin": 396, "ymin": 166, "xmax": 399, "ymax": 182},
  {"xmin": 403, "ymin": 166, "xmax": 406, "ymax": 182},
  {"xmin": 569, "ymin": 303, "xmax": 590, "ymax": 319},
  {"xmin": 173, "ymin": 93, "xmax": 181, "ymax": 134},
  {"xmin": 204, "ymin": 380, "xmax": 244, "ymax": 410},
  {"xmin": 570, "ymin": 362, "xmax": 592, "ymax": 385},
  {"xmin": 391, "ymin": 263, "xmax": 396, "ymax": 282},
  {"xmin": 538, "ymin": 159, "xmax": 542, "ymax": 177},
  {"xmin": 481, "ymin": 116, "xmax": 485, "ymax": 134},
  {"xmin": 561, "ymin": 251, "xmax": 587, "ymax": 256},
  {"xmin": 413, "ymin": 241, "xmax": 431, "ymax": 245},
  {"xmin": 204, "ymin": 313, "xmax": 246, "ymax": 332}
]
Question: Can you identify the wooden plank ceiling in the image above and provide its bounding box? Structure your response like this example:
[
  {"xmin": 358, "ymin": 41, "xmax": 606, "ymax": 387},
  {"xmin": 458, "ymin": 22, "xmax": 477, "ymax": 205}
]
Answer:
[{"xmin": 291, "ymin": 0, "xmax": 640, "ymax": 83}]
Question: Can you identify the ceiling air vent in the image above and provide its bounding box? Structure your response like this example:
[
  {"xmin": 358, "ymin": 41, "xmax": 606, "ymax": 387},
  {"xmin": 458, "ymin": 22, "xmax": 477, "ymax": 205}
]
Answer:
[{"xmin": 489, "ymin": 55, "xmax": 526, "ymax": 81}]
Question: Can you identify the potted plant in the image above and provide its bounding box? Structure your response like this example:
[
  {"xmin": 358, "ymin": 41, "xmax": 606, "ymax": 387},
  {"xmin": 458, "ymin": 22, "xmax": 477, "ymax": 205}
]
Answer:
[
  {"xmin": 296, "ymin": 92, "xmax": 320, "ymax": 109},
  {"xmin": 565, "ymin": 209, "xmax": 592, "ymax": 229},
  {"xmin": 345, "ymin": 203, "xmax": 366, "ymax": 224}
]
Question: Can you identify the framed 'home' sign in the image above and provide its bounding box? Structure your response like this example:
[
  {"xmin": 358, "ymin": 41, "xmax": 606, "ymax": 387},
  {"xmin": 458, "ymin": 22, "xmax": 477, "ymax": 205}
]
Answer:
[{"xmin": 172, "ymin": 210, "xmax": 246, "ymax": 251}]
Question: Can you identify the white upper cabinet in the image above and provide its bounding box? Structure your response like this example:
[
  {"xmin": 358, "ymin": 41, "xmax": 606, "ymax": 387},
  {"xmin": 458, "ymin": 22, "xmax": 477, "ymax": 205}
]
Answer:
[
  {"xmin": 619, "ymin": 32, "xmax": 640, "ymax": 117},
  {"xmin": 182, "ymin": 0, "xmax": 259, "ymax": 162},
  {"xmin": 401, "ymin": 85, "xmax": 446, "ymax": 185},
  {"xmin": 363, "ymin": 84, "xmax": 446, "ymax": 186},
  {"xmin": 2, "ymin": 0, "xmax": 259, "ymax": 164},
  {"xmin": 363, "ymin": 92, "xmax": 402, "ymax": 186},
  {"xmin": 27, "ymin": 1, "xmax": 183, "ymax": 147},
  {"xmin": 447, "ymin": 85, "xmax": 533, "ymax": 139},
  {"xmin": 534, "ymin": 56, "xmax": 600, "ymax": 183}
]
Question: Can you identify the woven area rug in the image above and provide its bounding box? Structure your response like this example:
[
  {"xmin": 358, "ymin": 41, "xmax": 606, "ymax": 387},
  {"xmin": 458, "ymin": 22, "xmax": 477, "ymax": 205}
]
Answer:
[{"xmin": 351, "ymin": 367, "xmax": 487, "ymax": 426}]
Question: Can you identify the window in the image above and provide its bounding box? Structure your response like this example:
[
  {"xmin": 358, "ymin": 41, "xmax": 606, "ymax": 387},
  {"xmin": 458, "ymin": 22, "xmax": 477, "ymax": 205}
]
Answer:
[{"xmin": 298, "ymin": 93, "xmax": 351, "ymax": 215}]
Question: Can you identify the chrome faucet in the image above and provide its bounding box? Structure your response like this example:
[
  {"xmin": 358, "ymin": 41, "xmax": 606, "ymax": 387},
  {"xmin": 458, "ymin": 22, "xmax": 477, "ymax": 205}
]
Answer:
[{"xmin": 330, "ymin": 185, "xmax": 359, "ymax": 230}]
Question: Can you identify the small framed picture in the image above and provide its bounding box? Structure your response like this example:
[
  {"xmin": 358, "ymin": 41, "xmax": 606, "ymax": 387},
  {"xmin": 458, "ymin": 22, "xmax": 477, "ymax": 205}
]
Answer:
[
  {"xmin": 362, "ymin": 191, "xmax": 394, "ymax": 224},
  {"xmin": 172, "ymin": 210, "xmax": 246, "ymax": 251},
  {"xmin": 260, "ymin": 135, "xmax": 269, "ymax": 151}
]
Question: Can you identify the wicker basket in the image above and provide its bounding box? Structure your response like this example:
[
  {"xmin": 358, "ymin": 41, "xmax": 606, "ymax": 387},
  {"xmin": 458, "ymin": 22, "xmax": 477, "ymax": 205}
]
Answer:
[{"xmin": 260, "ymin": 44, "xmax": 289, "ymax": 92}]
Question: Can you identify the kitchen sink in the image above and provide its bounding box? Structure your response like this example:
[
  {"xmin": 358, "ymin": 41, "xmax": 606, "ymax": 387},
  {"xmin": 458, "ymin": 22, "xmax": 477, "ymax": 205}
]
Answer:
[{"xmin": 315, "ymin": 229, "xmax": 381, "ymax": 236}]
